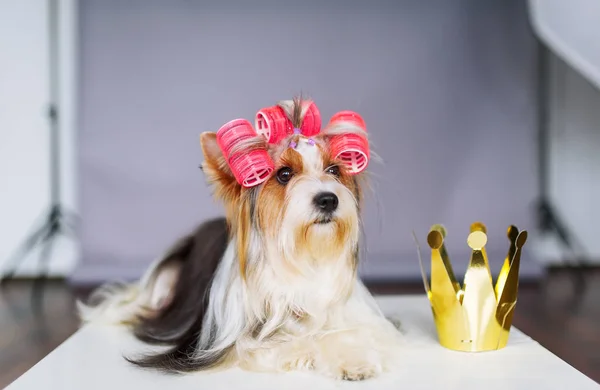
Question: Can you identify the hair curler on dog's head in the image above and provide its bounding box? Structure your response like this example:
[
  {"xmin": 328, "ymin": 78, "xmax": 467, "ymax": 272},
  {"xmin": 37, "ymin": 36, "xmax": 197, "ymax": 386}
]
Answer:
[
  {"xmin": 253, "ymin": 106, "xmax": 291, "ymax": 144},
  {"xmin": 216, "ymin": 119, "xmax": 274, "ymax": 187},
  {"xmin": 255, "ymin": 101, "xmax": 322, "ymax": 144},
  {"xmin": 298, "ymin": 101, "xmax": 322, "ymax": 137},
  {"xmin": 327, "ymin": 111, "xmax": 370, "ymax": 175}
]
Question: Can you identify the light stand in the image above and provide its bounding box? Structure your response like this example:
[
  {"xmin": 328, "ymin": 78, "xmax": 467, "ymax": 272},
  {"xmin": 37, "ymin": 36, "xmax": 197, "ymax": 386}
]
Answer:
[
  {"xmin": 0, "ymin": 0, "xmax": 78, "ymax": 311},
  {"xmin": 534, "ymin": 38, "xmax": 588, "ymax": 308}
]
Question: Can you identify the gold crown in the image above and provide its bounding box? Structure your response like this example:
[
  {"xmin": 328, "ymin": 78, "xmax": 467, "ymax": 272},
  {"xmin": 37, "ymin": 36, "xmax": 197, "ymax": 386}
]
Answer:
[{"xmin": 414, "ymin": 222, "xmax": 528, "ymax": 352}]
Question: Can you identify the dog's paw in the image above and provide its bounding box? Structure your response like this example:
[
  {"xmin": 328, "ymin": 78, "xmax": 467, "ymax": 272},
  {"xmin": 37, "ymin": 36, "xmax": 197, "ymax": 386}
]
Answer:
[
  {"xmin": 320, "ymin": 357, "xmax": 383, "ymax": 381},
  {"xmin": 339, "ymin": 364, "xmax": 381, "ymax": 381}
]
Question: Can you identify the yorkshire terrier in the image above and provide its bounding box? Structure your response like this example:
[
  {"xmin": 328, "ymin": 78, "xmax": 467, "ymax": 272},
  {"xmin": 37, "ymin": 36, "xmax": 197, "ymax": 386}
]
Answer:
[{"xmin": 78, "ymin": 98, "xmax": 403, "ymax": 381}]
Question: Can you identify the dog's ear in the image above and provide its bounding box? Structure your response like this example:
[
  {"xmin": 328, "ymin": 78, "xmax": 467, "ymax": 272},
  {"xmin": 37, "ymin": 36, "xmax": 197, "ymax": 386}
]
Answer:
[{"xmin": 200, "ymin": 132, "xmax": 240, "ymax": 199}]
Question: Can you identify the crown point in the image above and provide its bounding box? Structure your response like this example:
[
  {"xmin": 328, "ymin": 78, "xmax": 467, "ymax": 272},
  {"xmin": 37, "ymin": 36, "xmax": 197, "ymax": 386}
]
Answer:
[
  {"xmin": 516, "ymin": 230, "xmax": 528, "ymax": 248},
  {"xmin": 507, "ymin": 225, "xmax": 519, "ymax": 241},
  {"xmin": 467, "ymin": 231, "xmax": 487, "ymax": 250},
  {"xmin": 470, "ymin": 222, "xmax": 487, "ymax": 234},
  {"xmin": 427, "ymin": 230, "xmax": 444, "ymax": 249},
  {"xmin": 430, "ymin": 224, "xmax": 447, "ymax": 237}
]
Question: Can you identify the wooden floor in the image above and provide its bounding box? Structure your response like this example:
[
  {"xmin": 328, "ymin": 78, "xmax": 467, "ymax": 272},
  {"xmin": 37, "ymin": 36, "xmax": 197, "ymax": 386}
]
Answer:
[{"xmin": 1, "ymin": 270, "xmax": 599, "ymax": 388}]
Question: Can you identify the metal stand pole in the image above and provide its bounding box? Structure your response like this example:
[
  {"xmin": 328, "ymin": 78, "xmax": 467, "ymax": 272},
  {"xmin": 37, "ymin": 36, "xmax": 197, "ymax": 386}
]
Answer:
[{"xmin": 0, "ymin": 0, "xmax": 78, "ymax": 312}]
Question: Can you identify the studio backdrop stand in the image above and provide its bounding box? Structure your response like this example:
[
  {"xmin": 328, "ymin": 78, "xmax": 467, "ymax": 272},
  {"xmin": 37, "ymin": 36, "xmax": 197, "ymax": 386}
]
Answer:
[{"xmin": 0, "ymin": 0, "xmax": 78, "ymax": 311}]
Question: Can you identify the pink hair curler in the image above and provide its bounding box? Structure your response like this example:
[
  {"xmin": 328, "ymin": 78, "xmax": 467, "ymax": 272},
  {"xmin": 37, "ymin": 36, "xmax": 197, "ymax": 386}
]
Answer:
[
  {"xmin": 216, "ymin": 119, "xmax": 274, "ymax": 187},
  {"xmin": 254, "ymin": 106, "xmax": 292, "ymax": 144},
  {"xmin": 255, "ymin": 101, "xmax": 322, "ymax": 143},
  {"xmin": 328, "ymin": 111, "xmax": 370, "ymax": 175},
  {"xmin": 329, "ymin": 110, "xmax": 366, "ymax": 130},
  {"xmin": 298, "ymin": 101, "xmax": 322, "ymax": 137}
]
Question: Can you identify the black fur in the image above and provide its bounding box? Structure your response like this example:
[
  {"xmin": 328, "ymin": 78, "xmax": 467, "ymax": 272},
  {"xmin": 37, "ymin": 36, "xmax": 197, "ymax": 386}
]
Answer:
[{"xmin": 126, "ymin": 217, "xmax": 230, "ymax": 373}]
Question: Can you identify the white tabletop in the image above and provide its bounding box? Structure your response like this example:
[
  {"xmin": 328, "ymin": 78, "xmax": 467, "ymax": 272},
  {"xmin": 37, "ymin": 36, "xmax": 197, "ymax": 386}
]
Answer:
[{"xmin": 7, "ymin": 295, "xmax": 600, "ymax": 390}]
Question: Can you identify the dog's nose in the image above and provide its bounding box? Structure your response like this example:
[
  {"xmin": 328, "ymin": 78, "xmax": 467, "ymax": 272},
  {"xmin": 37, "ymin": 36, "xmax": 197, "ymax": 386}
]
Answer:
[{"xmin": 313, "ymin": 192, "xmax": 339, "ymax": 213}]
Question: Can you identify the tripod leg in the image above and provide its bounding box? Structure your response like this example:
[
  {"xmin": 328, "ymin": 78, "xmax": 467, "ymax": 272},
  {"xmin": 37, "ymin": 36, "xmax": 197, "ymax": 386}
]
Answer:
[
  {"xmin": 0, "ymin": 222, "xmax": 49, "ymax": 283},
  {"xmin": 60, "ymin": 219, "xmax": 78, "ymax": 238},
  {"xmin": 64, "ymin": 213, "xmax": 79, "ymax": 236},
  {"xmin": 31, "ymin": 230, "xmax": 56, "ymax": 315},
  {"xmin": 46, "ymin": 204, "xmax": 78, "ymax": 238},
  {"xmin": 569, "ymin": 263, "xmax": 588, "ymax": 313}
]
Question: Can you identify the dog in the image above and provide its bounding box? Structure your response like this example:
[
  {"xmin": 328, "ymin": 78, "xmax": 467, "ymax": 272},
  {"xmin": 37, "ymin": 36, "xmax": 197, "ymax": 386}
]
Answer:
[{"xmin": 78, "ymin": 98, "xmax": 403, "ymax": 381}]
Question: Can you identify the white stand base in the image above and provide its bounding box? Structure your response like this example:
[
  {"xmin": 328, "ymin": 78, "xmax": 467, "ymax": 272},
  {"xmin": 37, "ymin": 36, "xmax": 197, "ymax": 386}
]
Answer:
[{"xmin": 7, "ymin": 295, "xmax": 599, "ymax": 390}]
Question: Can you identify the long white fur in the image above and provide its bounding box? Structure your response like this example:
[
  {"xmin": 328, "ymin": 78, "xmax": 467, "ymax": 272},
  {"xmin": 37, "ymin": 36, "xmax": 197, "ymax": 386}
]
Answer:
[{"xmin": 78, "ymin": 101, "xmax": 403, "ymax": 380}]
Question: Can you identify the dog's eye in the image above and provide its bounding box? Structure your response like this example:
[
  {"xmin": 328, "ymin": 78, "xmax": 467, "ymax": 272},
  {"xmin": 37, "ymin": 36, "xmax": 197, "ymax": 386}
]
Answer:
[
  {"xmin": 325, "ymin": 165, "xmax": 340, "ymax": 177},
  {"xmin": 276, "ymin": 167, "xmax": 293, "ymax": 184}
]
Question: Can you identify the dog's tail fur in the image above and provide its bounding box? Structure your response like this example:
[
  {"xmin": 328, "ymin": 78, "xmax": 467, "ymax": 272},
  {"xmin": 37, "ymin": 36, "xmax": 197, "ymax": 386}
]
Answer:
[
  {"xmin": 77, "ymin": 218, "xmax": 231, "ymax": 371},
  {"xmin": 76, "ymin": 233, "xmax": 191, "ymax": 327}
]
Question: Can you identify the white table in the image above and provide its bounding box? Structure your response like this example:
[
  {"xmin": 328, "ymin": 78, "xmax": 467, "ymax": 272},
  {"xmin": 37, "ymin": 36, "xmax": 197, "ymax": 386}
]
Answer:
[{"xmin": 7, "ymin": 295, "xmax": 600, "ymax": 389}]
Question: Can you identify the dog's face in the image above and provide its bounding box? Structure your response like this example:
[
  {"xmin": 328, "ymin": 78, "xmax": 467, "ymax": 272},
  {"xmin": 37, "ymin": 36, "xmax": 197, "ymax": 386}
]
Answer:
[
  {"xmin": 257, "ymin": 135, "xmax": 361, "ymax": 261},
  {"xmin": 200, "ymin": 132, "xmax": 362, "ymax": 271}
]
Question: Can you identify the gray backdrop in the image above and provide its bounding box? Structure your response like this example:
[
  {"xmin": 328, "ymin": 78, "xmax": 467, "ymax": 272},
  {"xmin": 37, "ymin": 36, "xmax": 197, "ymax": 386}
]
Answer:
[{"xmin": 73, "ymin": 0, "xmax": 541, "ymax": 283}]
